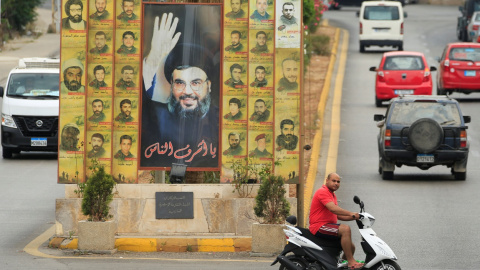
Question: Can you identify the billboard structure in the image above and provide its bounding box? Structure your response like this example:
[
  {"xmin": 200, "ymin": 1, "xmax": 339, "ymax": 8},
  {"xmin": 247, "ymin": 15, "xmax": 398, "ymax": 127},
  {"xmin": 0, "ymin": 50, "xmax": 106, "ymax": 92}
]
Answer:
[{"xmin": 58, "ymin": 0, "xmax": 302, "ymax": 184}]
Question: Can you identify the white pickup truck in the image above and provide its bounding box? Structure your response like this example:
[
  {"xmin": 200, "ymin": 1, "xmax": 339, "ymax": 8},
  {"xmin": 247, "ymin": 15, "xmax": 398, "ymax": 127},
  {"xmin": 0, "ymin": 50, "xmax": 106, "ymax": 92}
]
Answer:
[{"xmin": 0, "ymin": 58, "xmax": 60, "ymax": 158}]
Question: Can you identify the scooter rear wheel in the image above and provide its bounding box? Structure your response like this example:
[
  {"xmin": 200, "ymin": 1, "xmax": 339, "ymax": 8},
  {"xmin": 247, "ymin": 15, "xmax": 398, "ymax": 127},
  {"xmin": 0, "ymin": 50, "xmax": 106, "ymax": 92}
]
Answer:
[
  {"xmin": 278, "ymin": 255, "xmax": 307, "ymax": 270},
  {"xmin": 372, "ymin": 259, "xmax": 401, "ymax": 270}
]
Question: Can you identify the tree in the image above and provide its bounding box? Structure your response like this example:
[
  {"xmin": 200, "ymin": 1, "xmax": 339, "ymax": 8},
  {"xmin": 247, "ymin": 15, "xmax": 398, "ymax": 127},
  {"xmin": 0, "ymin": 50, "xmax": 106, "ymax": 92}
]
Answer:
[{"xmin": 1, "ymin": 0, "xmax": 42, "ymax": 32}]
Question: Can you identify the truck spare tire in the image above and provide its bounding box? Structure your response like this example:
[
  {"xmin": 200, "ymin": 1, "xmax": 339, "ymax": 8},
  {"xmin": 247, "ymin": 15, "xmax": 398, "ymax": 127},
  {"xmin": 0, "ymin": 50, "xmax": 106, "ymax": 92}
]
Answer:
[{"xmin": 408, "ymin": 118, "xmax": 443, "ymax": 153}]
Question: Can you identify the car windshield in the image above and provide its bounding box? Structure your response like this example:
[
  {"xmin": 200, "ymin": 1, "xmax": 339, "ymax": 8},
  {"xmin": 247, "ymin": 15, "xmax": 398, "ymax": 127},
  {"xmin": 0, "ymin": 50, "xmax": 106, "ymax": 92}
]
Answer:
[
  {"xmin": 449, "ymin": 47, "xmax": 480, "ymax": 62},
  {"xmin": 383, "ymin": 56, "xmax": 425, "ymax": 70},
  {"xmin": 6, "ymin": 73, "xmax": 59, "ymax": 98},
  {"xmin": 390, "ymin": 102, "xmax": 462, "ymax": 125},
  {"xmin": 364, "ymin": 6, "xmax": 399, "ymax": 20}
]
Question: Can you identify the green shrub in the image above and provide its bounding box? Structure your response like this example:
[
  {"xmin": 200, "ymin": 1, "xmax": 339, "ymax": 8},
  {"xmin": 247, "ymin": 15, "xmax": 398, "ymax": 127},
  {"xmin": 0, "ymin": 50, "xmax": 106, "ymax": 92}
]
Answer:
[
  {"xmin": 311, "ymin": 34, "xmax": 330, "ymax": 56},
  {"xmin": 253, "ymin": 161, "xmax": 291, "ymax": 224},
  {"xmin": 81, "ymin": 161, "xmax": 116, "ymax": 221}
]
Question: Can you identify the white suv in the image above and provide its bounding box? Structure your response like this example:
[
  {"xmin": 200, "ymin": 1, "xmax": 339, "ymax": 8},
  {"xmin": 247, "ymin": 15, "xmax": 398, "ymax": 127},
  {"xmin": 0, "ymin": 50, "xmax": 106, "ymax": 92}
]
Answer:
[{"xmin": 358, "ymin": 1, "xmax": 406, "ymax": 53}]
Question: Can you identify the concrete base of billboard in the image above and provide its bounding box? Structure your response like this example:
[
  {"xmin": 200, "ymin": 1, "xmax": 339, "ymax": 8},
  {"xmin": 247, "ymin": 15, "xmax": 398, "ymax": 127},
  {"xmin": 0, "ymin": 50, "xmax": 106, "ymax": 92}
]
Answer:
[{"xmin": 55, "ymin": 184, "xmax": 296, "ymax": 238}]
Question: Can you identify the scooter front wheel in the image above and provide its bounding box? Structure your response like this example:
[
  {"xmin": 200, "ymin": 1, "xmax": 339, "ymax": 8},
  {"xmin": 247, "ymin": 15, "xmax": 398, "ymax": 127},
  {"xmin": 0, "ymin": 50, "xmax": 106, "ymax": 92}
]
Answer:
[
  {"xmin": 278, "ymin": 255, "xmax": 307, "ymax": 270},
  {"xmin": 371, "ymin": 259, "xmax": 401, "ymax": 270}
]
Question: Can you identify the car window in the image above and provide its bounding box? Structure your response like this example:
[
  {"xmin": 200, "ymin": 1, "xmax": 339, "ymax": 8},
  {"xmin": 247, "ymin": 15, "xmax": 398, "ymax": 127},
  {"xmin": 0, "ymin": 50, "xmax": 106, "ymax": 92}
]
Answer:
[
  {"xmin": 363, "ymin": 6, "xmax": 400, "ymax": 20},
  {"xmin": 383, "ymin": 56, "xmax": 425, "ymax": 70},
  {"xmin": 475, "ymin": 13, "xmax": 480, "ymax": 22},
  {"xmin": 449, "ymin": 47, "xmax": 480, "ymax": 62},
  {"xmin": 390, "ymin": 102, "xmax": 461, "ymax": 125},
  {"xmin": 6, "ymin": 73, "xmax": 59, "ymax": 98}
]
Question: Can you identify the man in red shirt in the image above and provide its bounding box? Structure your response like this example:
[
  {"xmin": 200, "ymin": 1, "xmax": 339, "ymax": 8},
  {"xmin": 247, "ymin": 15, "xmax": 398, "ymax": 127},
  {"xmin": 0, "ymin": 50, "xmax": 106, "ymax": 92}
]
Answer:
[{"xmin": 309, "ymin": 172, "xmax": 363, "ymax": 269}]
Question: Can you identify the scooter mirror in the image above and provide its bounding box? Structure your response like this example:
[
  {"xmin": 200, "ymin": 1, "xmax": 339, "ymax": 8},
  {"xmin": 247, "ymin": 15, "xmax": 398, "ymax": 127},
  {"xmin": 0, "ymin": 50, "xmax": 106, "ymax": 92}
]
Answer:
[{"xmin": 353, "ymin": 196, "xmax": 361, "ymax": 204}]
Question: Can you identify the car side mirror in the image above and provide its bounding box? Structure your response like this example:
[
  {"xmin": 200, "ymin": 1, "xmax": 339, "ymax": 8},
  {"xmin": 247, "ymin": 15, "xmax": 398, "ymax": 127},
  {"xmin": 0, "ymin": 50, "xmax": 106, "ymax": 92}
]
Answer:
[
  {"xmin": 0, "ymin": 86, "xmax": 3, "ymax": 97},
  {"xmin": 459, "ymin": 6, "xmax": 464, "ymax": 13},
  {"xmin": 369, "ymin": 66, "xmax": 377, "ymax": 72},
  {"xmin": 430, "ymin": 66, "xmax": 437, "ymax": 72},
  {"xmin": 464, "ymin": 116, "xmax": 471, "ymax": 123},
  {"xmin": 404, "ymin": 12, "xmax": 408, "ymax": 18},
  {"xmin": 356, "ymin": 11, "xmax": 360, "ymax": 17},
  {"xmin": 436, "ymin": 56, "xmax": 441, "ymax": 63},
  {"xmin": 374, "ymin": 114, "xmax": 385, "ymax": 121}
]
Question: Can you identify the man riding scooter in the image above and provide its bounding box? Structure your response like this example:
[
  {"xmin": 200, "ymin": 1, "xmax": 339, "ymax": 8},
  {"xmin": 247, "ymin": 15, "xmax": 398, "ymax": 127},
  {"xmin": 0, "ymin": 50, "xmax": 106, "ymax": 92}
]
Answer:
[{"xmin": 309, "ymin": 173, "xmax": 364, "ymax": 269}]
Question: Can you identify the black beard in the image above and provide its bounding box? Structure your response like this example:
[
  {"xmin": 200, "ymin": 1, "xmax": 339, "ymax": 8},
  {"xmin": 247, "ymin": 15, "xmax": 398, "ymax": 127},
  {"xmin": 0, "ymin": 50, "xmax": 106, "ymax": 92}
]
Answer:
[
  {"xmin": 65, "ymin": 79, "xmax": 82, "ymax": 91},
  {"xmin": 167, "ymin": 92, "xmax": 211, "ymax": 119},
  {"xmin": 230, "ymin": 143, "xmax": 239, "ymax": 149},
  {"xmin": 69, "ymin": 14, "xmax": 83, "ymax": 23}
]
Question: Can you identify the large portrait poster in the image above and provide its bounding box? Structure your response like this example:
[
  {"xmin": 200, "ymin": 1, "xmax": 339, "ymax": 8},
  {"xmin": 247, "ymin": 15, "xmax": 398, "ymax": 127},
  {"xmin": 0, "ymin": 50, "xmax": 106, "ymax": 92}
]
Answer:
[{"xmin": 140, "ymin": 4, "xmax": 222, "ymax": 169}]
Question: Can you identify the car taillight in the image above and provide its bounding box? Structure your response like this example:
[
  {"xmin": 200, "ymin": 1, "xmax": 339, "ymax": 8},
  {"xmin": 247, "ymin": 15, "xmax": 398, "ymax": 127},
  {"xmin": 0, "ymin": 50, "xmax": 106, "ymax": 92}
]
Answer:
[
  {"xmin": 385, "ymin": 129, "xmax": 391, "ymax": 147},
  {"xmin": 378, "ymin": 71, "xmax": 385, "ymax": 82},
  {"xmin": 474, "ymin": 25, "xmax": 479, "ymax": 31},
  {"xmin": 460, "ymin": 130, "xmax": 467, "ymax": 148},
  {"xmin": 444, "ymin": 60, "xmax": 450, "ymax": 67},
  {"xmin": 477, "ymin": 36, "xmax": 480, "ymax": 43},
  {"xmin": 423, "ymin": 68, "xmax": 431, "ymax": 82},
  {"xmin": 360, "ymin": 22, "xmax": 363, "ymax": 34},
  {"xmin": 400, "ymin": 23, "xmax": 404, "ymax": 35}
]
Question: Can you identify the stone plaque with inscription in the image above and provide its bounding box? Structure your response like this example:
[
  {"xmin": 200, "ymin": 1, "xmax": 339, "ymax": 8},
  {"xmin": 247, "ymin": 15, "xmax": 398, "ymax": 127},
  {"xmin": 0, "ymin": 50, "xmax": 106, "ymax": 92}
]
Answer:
[{"xmin": 155, "ymin": 192, "xmax": 194, "ymax": 219}]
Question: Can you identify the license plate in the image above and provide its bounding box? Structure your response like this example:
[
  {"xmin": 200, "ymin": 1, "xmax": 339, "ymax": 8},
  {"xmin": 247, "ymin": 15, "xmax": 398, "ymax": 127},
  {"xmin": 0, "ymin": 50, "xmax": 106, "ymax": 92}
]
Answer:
[
  {"xmin": 31, "ymin": 138, "xmax": 47, "ymax": 146},
  {"xmin": 395, "ymin": 90, "xmax": 414, "ymax": 95},
  {"xmin": 417, "ymin": 154, "xmax": 434, "ymax": 163},
  {"xmin": 464, "ymin": 70, "xmax": 476, "ymax": 77},
  {"xmin": 374, "ymin": 28, "xmax": 389, "ymax": 32}
]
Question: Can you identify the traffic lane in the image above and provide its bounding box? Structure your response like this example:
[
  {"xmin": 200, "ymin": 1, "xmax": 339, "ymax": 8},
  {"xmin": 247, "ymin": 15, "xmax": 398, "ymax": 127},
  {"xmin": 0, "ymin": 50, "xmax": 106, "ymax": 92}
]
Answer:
[
  {"xmin": 325, "ymin": 5, "xmax": 480, "ymax": 269},
  {"xmin": 0, "ymin": 155, "xmax": 63, "ymax": 267}
]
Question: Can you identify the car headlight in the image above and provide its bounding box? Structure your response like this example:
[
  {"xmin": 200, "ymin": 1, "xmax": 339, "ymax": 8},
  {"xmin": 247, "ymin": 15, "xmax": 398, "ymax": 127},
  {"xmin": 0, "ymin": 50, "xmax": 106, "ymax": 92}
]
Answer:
[{"xmin": 1, "ymin": 114, "xmax": 17, "ymax": 128}]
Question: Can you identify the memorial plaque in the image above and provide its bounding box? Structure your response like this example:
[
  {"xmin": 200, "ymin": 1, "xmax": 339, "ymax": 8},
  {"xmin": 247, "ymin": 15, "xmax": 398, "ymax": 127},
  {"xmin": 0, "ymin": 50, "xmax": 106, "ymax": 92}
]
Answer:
[{"xmin": 155, "ymin": 192, "xmax": 194, "ymax": 219}]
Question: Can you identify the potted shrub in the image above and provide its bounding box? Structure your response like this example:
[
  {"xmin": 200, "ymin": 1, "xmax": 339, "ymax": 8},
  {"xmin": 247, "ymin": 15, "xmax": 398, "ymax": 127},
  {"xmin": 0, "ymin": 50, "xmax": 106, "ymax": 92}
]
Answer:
[
  {"xmin": 251, "ymin": 162, "xmax": 290, "ymax": 254},
  {"xmin": 78, "ymin": 160, "xmax": 117, "ymax": 252}
]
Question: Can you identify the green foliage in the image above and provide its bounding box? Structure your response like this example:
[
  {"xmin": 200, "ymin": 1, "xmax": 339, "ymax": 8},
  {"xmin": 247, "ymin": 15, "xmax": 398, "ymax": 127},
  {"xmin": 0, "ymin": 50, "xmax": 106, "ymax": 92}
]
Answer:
[
  {"xmin": 254, "ymin": 174, "xmax": 291, "ymax": 224},
  {"xmin": 1, "ymin": 0, "xmax": 42, "ymax": 32},
  {"xmin": 203, "ymin": 171, "xmax": 220, "ymax": 183},
  {"xmin": 230, "ymin": 158, "xmax": 255, "ymax": 198},
  {"xmin": 310, "ymin": 35, "xmax": 331, "ymax": 56},
  {"xmin": 81, "ymin": 160, "xmax": 116, "ymax": 222},
  {"xmin": 303, "ymin": 0, "xmax": 316, "ymax": 27}
]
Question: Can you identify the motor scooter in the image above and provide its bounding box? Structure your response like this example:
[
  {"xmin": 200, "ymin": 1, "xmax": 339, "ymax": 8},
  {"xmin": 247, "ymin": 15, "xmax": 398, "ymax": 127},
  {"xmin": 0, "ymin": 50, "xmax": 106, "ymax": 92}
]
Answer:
[{"xmin": 271, "ymin": 195, "xmax": 400, "ymax": 270}]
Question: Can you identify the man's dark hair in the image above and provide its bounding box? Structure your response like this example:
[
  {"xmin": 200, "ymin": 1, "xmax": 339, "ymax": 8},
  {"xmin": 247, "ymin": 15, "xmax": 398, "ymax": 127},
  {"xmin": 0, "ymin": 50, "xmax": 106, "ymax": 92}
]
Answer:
[
  {"xmin": 255, "ymin": 99, "xmax": 266, "ymax": 105},
  {"xmin": 65, "ymin": 0, "xmax": 83, "ymax": 17},
  {"xmin": 120, "ymin": 134, "xmax": 133, "ymax": 144},
  {"xmin": 120, "ymin": 99, "xmax": 132, "ymax": 108},
  {"xmin": 164, "ymin": 43, "xmax": 215, "ymax": 83},
  {"xmin": 95, "ymin": 31, "xmax": 106, "ymax": 38},
  {"xmin": 122, "ymin": 31, "xmax": 135, "ymax": 39},
  {"xmin": 122, "ymin": 0, "xmax": 134, "ymax": 5},
  {"xmin": 230, "ymin": 63, "xmax": 243, "ymax": 73},
  {"xmin": 228, "ymin": 132, "xmax": 239, "ymax": 139},
  {"xmin": 256, "ymin": 31, "xmax": 267, "ymax": 38},
  {"xmin": 121, "ymin": 65, "xmax": 134, "ymax": 74},
  {"xmin": 282, "ymin": 58, "xmax": 297, "ymax": 68},
  {"xmin": 91, "ymin": 133, "xmax": 105, "ymax": 142},
  {"xmin": 231, "ymin": 30, "xmax": 242, "ymax": 39},
  {"xmin": 255, "ymin": 66, "xmax": 266, "ymax": 72},
  {"xmin": 92, "ymin": 99, "xmax": 104, "ymax": 106},
  {"xmin": 93, "ymin": 65, "xmax": 105, "ymax": 75},
  {"xmin": 283, "ymin": 2, "xmax": 294, "ymax": 9},
  {"xmin": 280, "ymin": 119, "xmax": 295, "ymax": 129},
  {"xmin": 229, "ymin": 98, "xmax": 241, "ymax": 108}
]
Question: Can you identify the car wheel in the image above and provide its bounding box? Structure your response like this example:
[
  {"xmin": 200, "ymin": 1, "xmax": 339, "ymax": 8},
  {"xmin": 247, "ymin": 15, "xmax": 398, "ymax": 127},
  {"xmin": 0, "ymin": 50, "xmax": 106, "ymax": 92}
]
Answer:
[
  {"xmin": 408, "ymin": 118, "xmax": 444, "ymax": 153},
  {"xmin": 2, "ymin": 148, "xmax": 13, "ymax": 159},
  {"xmin": 437, "ymin": 86, "xmax": 446, "ymax": 95},
  {"xmin": 398, "ymin": 44, "xmax": 403, "ymax": 51},
  {"xmin": 454, "ymin": 171, "xmax": 466, "ymax": 180},
  {"xmin": 375, "ymin": 96, "xmax": 382, "ymax": 107},
  {"xmin": 382, "ymin": 171, "xmax": 394, "ymax": 180},
  {"xmin": 360, "ymin": 44, "xmax": 365, "ymax": 53},
  {"xmin": 461, "ymin": 30, "xmax": 468, "ymax": 42}
]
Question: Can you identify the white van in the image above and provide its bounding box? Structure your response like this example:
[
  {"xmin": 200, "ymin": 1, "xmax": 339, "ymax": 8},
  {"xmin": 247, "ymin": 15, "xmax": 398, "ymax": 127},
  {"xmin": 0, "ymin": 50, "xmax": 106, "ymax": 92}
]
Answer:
[
  {"xmin": 358, "ymin": 1, "xmax": 406, "ymax": 53},
  {"xmin": 0, "ymin": 58, "xmax": 60, "ymax": 158}
]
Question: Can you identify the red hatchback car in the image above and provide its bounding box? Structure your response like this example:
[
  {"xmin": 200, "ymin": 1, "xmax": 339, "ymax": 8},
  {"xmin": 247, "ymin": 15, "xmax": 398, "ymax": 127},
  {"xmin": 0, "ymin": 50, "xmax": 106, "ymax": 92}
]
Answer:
[
  {"xmin": 370, "ymin": 51, "xmax": 436, "ymax": 107},
  {"xmin": 436, "ymin": 42, "xmax": 480, "ymax": 95}
]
